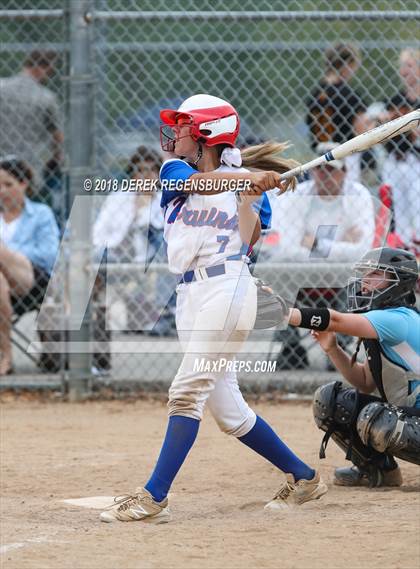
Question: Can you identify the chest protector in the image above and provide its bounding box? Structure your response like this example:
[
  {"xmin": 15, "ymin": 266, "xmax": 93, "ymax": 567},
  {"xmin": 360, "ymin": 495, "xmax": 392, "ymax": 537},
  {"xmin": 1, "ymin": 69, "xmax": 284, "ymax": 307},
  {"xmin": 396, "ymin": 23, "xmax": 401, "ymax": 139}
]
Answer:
[{"xmin": 363, "ymin": 339, "xmax": 419, "ymax": 407}]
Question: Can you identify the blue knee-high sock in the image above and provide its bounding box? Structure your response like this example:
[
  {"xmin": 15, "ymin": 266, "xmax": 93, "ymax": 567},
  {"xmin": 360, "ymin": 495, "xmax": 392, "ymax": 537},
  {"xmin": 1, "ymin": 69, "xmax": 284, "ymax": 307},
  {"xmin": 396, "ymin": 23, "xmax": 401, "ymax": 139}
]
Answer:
[
  {"xmin": 145, "ymin": 415, "xmax": 199, "ymax": 502},
  {"xmin": 238, "ymin": 415, "xmax": 315, "ymax": 482}
]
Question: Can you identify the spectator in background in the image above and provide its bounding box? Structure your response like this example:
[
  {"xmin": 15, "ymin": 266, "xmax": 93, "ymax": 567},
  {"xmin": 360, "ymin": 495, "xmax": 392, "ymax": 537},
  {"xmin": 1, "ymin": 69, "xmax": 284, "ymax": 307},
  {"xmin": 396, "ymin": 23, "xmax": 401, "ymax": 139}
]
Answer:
[
  {"xmin": 263, "ymin": 143, "xmax": 375, "ymax": 369},
  {"xmin": 93, "ymin": 146, "xmax": 164, "ymax": 264},
  {"xmin": 0, "ymin": 51, "xmax": 63, "ymax": 208},
  {"xmin": 382, "ymin": 48, "xmax": 420, "ymax": 252},
  {"xmin": 306, "ymin": 43, "xmax": 373, "ymax": 183},
  {"xmin": 0, "ymin": 157, "xmax": 59, "ymax": 375},
  {"xmin": 93, "ymin": 146, "xmax": 175, "ymax": 340},
  {"xmin": 265, "ymin": 143, "xmax": 375, "ymax": 263}
]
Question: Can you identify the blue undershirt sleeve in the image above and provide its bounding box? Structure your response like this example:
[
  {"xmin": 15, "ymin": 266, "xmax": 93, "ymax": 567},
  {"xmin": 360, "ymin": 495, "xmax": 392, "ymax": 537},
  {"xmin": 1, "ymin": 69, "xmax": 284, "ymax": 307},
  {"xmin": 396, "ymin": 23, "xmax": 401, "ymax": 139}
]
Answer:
[
  {"xmin": 159, "ymin": 159, "xmax": 197, "ymax": 208},
  {"xmin": 362, "ymin": 309, "xmax": 409, "ymax": 346},
  {"xmin": 252, "ymin": 193, "xmax": 272, "ymax": 230}
]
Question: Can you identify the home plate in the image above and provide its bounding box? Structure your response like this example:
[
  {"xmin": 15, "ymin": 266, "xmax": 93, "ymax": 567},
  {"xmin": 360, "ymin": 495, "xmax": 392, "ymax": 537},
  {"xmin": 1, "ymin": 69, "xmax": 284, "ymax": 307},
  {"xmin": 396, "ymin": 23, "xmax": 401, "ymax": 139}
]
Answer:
[
  {"xmin": 62, "ymin": 497, "xmax": 115, "ymax": 509},
  {"xmin": 62, "ymin": 494, "xmax": 175, "ymax": 509},
  {"xmin": 1, "ymin": 537, "xmax": 55, "ymax": 555}
]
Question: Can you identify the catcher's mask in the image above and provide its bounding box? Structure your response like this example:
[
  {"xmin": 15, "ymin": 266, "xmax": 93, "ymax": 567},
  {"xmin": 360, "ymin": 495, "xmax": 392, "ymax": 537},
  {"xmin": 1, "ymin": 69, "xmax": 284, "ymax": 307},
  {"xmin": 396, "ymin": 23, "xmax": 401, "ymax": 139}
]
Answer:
[{"xmin": 347, "ymin": 247, "xmax": 418, "ymax": 313}]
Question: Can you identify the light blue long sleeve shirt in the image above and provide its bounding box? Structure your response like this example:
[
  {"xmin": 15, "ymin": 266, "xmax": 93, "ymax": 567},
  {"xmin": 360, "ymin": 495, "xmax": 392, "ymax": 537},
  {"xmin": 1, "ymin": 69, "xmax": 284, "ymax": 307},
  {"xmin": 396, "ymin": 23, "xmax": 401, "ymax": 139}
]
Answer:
[{"xmin": 3, "ymin": 198, "xmax": 59, "ymax": 274}]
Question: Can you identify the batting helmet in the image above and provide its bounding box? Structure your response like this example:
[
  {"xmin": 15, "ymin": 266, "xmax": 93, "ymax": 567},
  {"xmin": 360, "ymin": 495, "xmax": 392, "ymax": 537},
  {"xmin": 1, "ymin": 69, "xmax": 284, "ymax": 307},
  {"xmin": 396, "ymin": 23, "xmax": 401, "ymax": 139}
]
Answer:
[{"xmin": 160, "ymin": 94, "xmax": 240, "ymax": 151}]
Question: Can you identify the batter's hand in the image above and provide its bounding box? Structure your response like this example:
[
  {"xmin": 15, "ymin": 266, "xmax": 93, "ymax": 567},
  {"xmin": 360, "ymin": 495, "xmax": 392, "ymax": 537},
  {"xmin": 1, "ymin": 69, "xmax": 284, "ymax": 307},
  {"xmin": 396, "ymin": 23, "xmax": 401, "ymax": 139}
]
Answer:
[
  {"xmin": 248, "ymin": 171, "xmax": 297, "ymax": 195},
  {"xmin": 248, "ymin": 171, "xmax": 280, "ymax": 193}
]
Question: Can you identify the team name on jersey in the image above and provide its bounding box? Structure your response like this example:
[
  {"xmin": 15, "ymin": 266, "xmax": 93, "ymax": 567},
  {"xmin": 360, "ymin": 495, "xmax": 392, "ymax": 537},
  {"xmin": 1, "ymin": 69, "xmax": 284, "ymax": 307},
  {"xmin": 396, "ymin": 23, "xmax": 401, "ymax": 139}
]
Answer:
[{"xmin": 168, "ymin": 200, "xmax": 238, "ymax": 230}]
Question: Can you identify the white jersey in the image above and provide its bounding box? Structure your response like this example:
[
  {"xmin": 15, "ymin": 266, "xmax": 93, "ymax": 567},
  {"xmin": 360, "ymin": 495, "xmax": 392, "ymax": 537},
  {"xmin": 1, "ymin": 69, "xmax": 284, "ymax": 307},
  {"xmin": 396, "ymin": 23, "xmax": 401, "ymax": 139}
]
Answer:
[{"xmin": 159, "ymin": 159, "xmax": 271, "ymax": 274}]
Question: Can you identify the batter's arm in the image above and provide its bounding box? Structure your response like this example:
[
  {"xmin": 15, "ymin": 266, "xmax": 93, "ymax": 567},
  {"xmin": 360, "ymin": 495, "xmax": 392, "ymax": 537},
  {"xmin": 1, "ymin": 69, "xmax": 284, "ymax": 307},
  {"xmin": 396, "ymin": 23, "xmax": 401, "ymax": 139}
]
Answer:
[
  {"xmin": 188, "ymin": 170, "xmax": 287, "ymax": 195},
  {"xmin": 237, "ymin": 194, "xmax": 261, "ymax": 247}
]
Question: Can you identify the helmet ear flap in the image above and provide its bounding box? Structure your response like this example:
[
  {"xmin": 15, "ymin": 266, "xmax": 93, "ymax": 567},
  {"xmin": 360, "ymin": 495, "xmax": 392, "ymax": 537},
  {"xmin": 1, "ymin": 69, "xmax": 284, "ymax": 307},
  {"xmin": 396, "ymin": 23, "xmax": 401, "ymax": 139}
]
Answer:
[{"xmin": 188, "ymin": 123, "xmax": 205, "ymax": 144}]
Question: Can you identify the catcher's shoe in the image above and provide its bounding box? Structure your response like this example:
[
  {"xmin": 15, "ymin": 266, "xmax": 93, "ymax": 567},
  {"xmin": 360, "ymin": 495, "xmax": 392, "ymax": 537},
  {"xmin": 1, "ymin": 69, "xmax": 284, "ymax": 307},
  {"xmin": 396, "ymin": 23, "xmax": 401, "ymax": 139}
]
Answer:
[
  {"xmin": 334, "ymin": 465, "xmax": 403, "ymax": 488},
  {"xmin": 100, "ymin": 487, "xmax": 171, "ymax": 523},
  {"xmin": 264, "ymin": 471, "xmax": 327, "ymax": 510}
]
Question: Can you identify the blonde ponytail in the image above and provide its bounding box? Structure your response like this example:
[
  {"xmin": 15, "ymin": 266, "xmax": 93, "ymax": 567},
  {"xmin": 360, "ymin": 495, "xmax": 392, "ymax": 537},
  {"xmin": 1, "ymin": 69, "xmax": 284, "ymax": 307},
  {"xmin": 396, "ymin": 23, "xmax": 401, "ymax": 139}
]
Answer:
[{"xmin": 240, "ymin": 141, "xmax": 300, "ymax": 191}]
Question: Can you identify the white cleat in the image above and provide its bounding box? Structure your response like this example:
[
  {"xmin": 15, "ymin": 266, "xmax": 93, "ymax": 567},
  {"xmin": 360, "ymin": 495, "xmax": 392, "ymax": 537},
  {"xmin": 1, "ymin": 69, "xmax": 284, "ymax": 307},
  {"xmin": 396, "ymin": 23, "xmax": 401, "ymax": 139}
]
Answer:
[
  {"xmin": 265, "ymin": 471, "xmax": 328, "ymax": 511},
  {"xmin": 100, "ymin": 487, "xmax": 171, "ymax": 523}
]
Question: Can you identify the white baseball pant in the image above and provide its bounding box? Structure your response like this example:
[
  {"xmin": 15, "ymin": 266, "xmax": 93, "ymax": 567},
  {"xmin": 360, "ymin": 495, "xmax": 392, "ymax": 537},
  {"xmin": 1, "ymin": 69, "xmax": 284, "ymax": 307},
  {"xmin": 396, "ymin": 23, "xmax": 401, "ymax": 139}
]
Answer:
[{"xmin": 168, "ymin": 261, "xmax": 257, "ymax": 438}]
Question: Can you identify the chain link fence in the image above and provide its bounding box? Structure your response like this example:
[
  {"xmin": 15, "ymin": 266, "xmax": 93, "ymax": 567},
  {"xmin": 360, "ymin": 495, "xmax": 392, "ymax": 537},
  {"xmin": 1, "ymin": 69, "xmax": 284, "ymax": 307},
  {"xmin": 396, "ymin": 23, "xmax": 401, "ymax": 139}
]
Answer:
[{"xmin": 0, "ymin": 1, "xmax": 419, "ymax": 391}]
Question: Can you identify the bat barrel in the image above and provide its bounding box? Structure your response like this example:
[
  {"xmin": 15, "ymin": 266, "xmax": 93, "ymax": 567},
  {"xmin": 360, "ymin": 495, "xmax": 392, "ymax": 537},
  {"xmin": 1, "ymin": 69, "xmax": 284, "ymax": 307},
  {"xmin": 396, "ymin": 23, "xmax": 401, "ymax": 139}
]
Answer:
[
  {"xmin": 279, "ymin": 109, "xmax": 420, "ymax": 183},
  {"xmin": 331, "ymin": 108, "xmax": 420, "ymax": 160}
]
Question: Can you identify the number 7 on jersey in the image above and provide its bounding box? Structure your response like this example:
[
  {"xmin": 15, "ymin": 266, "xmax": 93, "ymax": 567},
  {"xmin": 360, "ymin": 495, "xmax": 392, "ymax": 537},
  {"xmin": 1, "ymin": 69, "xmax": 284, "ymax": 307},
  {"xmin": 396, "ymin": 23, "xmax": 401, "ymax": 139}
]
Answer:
[{"xmin": 217, "ymin": 235, "xmax": 230, "ymax": 253}]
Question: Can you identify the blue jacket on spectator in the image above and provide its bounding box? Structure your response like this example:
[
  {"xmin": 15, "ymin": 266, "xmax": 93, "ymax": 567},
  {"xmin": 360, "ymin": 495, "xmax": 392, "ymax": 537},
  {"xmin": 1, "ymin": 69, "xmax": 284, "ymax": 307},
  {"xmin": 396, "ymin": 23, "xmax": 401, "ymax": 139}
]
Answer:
[{"xmin": 6, "ymin": 198, "xmax": 59, "ymax": 274}]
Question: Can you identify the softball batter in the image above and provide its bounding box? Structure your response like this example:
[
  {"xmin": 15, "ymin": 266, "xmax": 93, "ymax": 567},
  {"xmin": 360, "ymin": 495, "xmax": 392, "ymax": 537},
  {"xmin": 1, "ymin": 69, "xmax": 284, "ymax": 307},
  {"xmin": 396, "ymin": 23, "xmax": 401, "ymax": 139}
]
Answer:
[{"xmin": 101, "ymin": 94, "xmax": 327, "ymax": 523}]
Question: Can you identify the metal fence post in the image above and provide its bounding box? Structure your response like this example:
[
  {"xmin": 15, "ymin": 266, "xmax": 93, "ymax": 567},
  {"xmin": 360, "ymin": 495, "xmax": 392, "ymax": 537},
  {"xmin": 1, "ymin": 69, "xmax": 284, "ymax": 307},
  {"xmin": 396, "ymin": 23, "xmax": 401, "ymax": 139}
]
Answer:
[{"xmin": 67, "ymin": 0, "xmax": 95, "ymax": 400}]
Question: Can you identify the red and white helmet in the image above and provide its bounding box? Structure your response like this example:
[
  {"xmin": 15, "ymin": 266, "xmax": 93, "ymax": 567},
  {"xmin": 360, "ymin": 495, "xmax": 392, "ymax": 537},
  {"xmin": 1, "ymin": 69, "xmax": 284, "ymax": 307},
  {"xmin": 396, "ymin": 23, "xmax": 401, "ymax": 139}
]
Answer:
[{"xmin": 160, "ymin": 94, "xmax": 240, "ymax": 151}]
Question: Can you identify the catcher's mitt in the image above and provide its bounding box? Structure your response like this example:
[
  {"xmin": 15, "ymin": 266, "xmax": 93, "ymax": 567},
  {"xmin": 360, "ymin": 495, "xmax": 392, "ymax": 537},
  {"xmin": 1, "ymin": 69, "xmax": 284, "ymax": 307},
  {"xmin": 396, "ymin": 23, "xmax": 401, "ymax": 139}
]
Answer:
[{"xmin": 254, "ymin": 278, "xmax": 289, "ymax": 329}]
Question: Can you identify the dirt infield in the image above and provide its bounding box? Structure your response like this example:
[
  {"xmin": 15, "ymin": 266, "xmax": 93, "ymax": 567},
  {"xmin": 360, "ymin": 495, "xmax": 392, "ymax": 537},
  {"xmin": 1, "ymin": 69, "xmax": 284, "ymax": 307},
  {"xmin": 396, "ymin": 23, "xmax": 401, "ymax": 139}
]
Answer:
[{"xmin": 1, "ymin": 397, "xmax": 419, "ymax": 569}]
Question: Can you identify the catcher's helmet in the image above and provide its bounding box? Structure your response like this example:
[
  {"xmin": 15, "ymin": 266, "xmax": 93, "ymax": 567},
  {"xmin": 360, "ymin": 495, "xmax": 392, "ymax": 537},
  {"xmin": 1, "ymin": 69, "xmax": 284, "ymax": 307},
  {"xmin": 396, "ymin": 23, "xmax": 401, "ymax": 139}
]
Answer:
[
  {"xmin": 160, "ymin": 94, "xmax": 240, "ymax": 152},
  {"xmin": 347, "ymin": 247, "xmax": 418, "ymax": 313}
]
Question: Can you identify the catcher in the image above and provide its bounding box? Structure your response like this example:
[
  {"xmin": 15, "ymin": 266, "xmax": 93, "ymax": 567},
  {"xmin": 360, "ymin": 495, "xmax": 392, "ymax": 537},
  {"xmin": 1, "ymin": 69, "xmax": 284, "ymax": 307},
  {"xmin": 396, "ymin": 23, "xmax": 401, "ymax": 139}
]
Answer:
[{"xmin": 266, "ymin": 246, "xmax": 419, "ymax": 487}]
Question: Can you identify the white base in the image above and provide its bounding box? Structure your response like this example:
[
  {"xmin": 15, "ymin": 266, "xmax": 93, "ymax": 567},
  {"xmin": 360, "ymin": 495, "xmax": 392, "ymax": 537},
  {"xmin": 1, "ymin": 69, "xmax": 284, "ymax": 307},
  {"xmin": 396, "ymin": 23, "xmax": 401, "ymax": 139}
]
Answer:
[
  {"xmin": 62, "ymin": 496, "xmax": 116, "ymax": 509},
  {"xmin": 62, "ymin": 493, "xmax": 175, "ymax": 510}
]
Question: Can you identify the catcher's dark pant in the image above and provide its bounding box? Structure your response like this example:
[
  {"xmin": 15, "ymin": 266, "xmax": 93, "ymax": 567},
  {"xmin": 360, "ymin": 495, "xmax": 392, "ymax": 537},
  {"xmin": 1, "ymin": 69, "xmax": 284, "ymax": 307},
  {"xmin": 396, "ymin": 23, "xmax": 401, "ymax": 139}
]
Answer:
[
  {"xmin": 333, "ymin": 392, "xmax": 399, "ymax": 472},
  {"xmin": 312, "ymin": 381, "xmax": 399, "ymax": 473},
  {"xmin": 314, "ymin": 381, "xmax": 420, "ymax": 475}
]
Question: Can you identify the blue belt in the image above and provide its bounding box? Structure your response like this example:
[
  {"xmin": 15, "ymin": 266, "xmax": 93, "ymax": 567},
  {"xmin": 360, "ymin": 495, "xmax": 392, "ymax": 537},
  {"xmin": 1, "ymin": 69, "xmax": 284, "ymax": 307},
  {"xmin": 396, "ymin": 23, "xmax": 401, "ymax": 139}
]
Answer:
[
  {"xmin": 180, "ymin": 263, "xmax": 226, "ymax": 283},
  {"xmin": 179, "ymin": 254, "xmax": 244, "ymax": 284}
]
